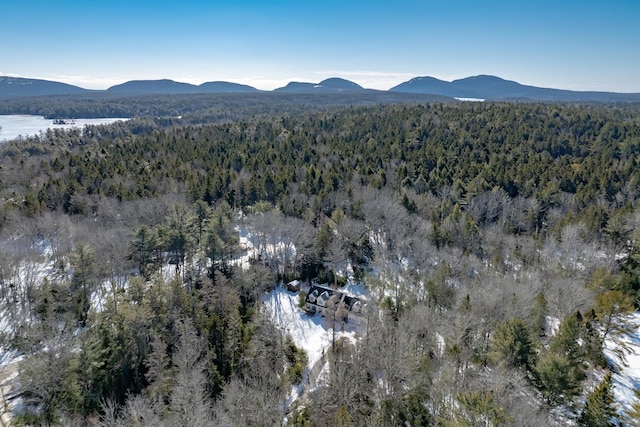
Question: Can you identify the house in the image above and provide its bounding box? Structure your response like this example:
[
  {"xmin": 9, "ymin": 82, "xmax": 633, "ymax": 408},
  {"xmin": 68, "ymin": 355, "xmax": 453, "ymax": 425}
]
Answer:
[
  {"xmin": 304, "ymin": 284, "xmax": 364, "ymax": 320},
  {"xmin": 304, "ymin": 285, "xmax": 335, "ymax": 315}
]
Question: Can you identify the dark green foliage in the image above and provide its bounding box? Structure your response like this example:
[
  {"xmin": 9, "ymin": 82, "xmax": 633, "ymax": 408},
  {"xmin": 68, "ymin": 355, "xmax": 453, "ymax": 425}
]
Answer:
[
  {"xmin": 454, "ymin": 390, "xmax": 509, "ymax": 426},
  {"xmin": 284, "ymin": 336, "xmax": 308, "ymax": 384},
  {"xmin": 535, "ymin": 352, "xmax": 584, "ymax": 405},
  {"xmin": 579, "ymin": 372, "xmax": 618, "ymax": 427},
  {"xmin": 128, "ymin": 226, "xmax": 161, "ymax": 279},
  {"xmin": 550, "ymin": 313, "xmax": 584, "ymax": 364},
  {"xmin": 582, "ymin": 310, "xmax": 607, "ymax": 367},
  {"xmin": 490, "ymin": 318, "xmax": 536, "ymax": 370},
  {"xmin": 531, "ymin": 292, "xmax": 548, "ymax": 337},
  {"xmin": 3, "ymin": 102, "xmax": 640, "ymax": 235}
]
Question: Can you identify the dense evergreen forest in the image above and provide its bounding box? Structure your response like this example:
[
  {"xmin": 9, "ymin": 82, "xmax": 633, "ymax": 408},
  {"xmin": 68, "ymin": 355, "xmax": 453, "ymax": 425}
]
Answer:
[
  {"xmin": 1, "ymin": 99, "xmax": 640, "ymax": 426},
  {"xmin": 0, "ymin": 92, "xmax": 449, "ymax": 123}
]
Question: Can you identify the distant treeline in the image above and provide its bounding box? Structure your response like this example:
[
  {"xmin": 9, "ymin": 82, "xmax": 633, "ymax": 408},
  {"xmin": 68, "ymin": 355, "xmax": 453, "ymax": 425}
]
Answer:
[{"xmin": 0, "ymin": 92, "xmax": 452, "ymax": 122}]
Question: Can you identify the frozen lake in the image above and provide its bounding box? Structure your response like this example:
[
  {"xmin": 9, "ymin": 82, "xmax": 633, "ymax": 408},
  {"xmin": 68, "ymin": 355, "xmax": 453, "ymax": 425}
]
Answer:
[{"xmin": 0, "ymin": 115, "xmax": 128, "ymax": 142}]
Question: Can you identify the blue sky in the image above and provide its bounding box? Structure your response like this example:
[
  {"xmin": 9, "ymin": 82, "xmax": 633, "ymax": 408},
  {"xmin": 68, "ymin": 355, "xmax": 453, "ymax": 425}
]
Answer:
[{"xmin": 1, "ymin": 0, "xmax": 638, "ymax": 92}]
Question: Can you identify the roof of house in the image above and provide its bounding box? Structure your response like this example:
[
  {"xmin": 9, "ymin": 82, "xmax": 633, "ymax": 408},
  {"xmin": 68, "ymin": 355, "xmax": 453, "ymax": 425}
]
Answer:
[{"xmin": 304, "ymin": 284, "xmax": 363, "ymax": 313}]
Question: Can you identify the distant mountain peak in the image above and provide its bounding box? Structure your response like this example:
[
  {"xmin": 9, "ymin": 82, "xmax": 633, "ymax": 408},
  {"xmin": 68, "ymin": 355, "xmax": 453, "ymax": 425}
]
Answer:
[
  {"xmin": 408, "ymin": 76, "xmax": 449, "ymax": 83},
  {"xmin": 198, "ymin": 81, "xmax": 260, "ymax": 93},
  {"xmin": 275, "ymin": 77, "xmax": 366, "ymax": 93},
  {"xmin": 318, "ymin": 78, "xmax": 364, "ymax": 90},
  {"xmin": 391, "ymin": 74, "xmax": 640, "ymax": 101},
  {"xmin": 106, "ymin": 79, "xmax": 199, "ymax": 94},
  {"xmin": 0, "ymin": 76, "xmax": 89, "ymax": 99}
]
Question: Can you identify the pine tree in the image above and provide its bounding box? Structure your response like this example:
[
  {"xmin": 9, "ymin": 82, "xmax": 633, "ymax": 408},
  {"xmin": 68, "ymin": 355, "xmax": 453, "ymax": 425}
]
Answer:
[
  {"xmin": 582, "ymin": 310, "xmax": 606, "ymax": 366},
  {"xmin": 70, "ymin": 243, "xmax": 96, "ymax": 325},
  {"xmin": 594, "ymin": 290, "xmax": 635, "ymax": 341},
  {"xmin": 550, "ymin": 313, "xmax": 583, "ymax": 364},
  {"xmin": 490, "ymin": 318, "xmax": 536, "ymax": 370},
  {"xmin": 535, "ymin": 352, "xmax": 583, "ymax": 405},
  {"xmin": 579, "ymin": 372, "xmax": 618, "ymax": 427},
  {"xmin": 456, "ymin": 390, "xmax": 509, "ymax": 426},
  {"xmin": 531, "ymin": 292, "xmax": 548, "ymax": 337}
]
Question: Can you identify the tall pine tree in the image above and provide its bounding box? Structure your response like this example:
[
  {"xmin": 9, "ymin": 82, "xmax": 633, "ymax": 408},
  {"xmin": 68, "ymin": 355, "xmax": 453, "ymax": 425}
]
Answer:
[{"xmin": 579, "ymin": 372, "xmax": 618, "ymax": 427}]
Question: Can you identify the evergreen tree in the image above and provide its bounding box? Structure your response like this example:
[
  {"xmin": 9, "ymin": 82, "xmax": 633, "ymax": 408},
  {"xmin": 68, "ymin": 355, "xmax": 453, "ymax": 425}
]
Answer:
[
  {"xmin": 582, "ymin": 310, "xmax": 606, "ymax": 366},
  {"xmin": 70, "ymin": 242, "xmax": 96, "ymax": 324},
  {"xmin": 531, "ymin": 292, "xmax": 548, "ymax": 337},
  {"xmin": 490, "ymin": 318, "xmax": 536, "ymax": 370},
  {"xmin": 454, "ymin": 390, "xmax": 509, "ymax": 426},
  {"xmin": 535, "ymin": 352, "xmax": 584, "ymax": 405},
  {"xmin": 579, "ymin": 372, "xmax": 618, "ymax": 427},
  {"xmin": 549, "ymin": 313, "xmax": 583, "ymax": 363},
  {"xmin": 595, "ymin": 290, "xmax": 635, "ymax": 341},
  {"xmin": 333, "ymin": 405, "xmax": 355, "ymax": 427}
]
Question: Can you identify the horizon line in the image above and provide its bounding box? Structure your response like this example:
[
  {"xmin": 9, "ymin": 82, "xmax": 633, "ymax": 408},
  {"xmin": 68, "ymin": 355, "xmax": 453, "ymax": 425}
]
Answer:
[{"xmin": 1, "ymin": 73, "xmax": 639, "ymax": 95}]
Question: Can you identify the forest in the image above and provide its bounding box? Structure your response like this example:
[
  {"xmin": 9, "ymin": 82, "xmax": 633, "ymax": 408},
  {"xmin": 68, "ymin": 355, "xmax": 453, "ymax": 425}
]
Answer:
[{"xmin": 0, "ymin": 98, "xmax": 639, "ymax": 426}]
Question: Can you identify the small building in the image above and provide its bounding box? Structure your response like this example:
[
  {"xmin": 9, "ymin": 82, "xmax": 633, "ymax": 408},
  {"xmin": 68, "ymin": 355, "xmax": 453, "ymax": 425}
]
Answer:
[{"xmin": 286, "ymin": 280, "xmax": 301, "ymax": 292}]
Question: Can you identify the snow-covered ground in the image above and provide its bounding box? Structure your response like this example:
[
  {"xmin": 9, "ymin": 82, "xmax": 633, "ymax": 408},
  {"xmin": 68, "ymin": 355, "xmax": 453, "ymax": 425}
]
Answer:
[
  {"xmin": 604, "ymin": 312, "xmax": 640, "ymax": 418},
  {"xmin": 262, "ymin": 285, "xmax": 359, "ymax": 370},
  {"xmin": 233, "ymin": 226, "xmax": 256, "ymax": 270},
  {"xmin": 262, "ymin": 283, "xmax": 364, "ymax": 404}
]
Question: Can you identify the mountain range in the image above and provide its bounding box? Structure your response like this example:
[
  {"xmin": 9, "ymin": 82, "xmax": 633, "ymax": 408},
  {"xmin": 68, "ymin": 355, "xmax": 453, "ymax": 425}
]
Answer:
[
  {"xmin": 1, "ymin": 75, "xmax": 639, "ymax": 102},
  {"xmin": 388, "ymin": 75, "xmax": 640, "ymax": 102}
]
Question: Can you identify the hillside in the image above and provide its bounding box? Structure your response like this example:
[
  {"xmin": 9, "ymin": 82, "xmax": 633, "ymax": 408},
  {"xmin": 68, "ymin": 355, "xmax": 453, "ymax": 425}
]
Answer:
[
  {"xmin": 391, "ymin": 74, "xmax": 640, "ymax": 101},
  {"xmin": 197, "ymin": 81, "xmax": 260, "ymax": 93},
  {"xmin": 0, "ymin": 77, "xmax": 90, "ymax": 99},
  {"xmin": 274, "ymin": 77, "xmax": 368, "ymax": 93},
  {"xmin": 105, "ymin": 79, "xmax": 200, "ymax": 94},
  {"xmin": 106, "ymin": 79, "xmax": 262, "ymax": 95}
]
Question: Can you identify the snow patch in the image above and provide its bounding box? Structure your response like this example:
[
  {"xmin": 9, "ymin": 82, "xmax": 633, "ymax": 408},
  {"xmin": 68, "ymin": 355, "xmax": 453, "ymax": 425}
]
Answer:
[
  {"xmin": 263, "ymin": 286, "xmax": 332, "ymax": 368},
  {"xmin": 604, "ymin": 311, "xmax": 640, "ymax": 418},
  {"xmin": 341, "ymin": 281, "xmax": 370, "ymax": 299},
  {"xmin": 545, "ymin": 315, "xmax": 560, "ymax": 337}
]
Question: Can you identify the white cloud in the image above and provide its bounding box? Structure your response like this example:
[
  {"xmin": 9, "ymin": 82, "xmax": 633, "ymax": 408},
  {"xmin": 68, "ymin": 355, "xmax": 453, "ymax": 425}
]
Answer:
[
  {"xmin": 0, "ymin": 72, "xmax": 24, "ymax": 78},
  {"xmin": 49, "ymin": 75, "xmax": 127, "ymax": 90},
  {"xmin": 1, "ymin": 72, "xmax": 125, "ymax": 89}
]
